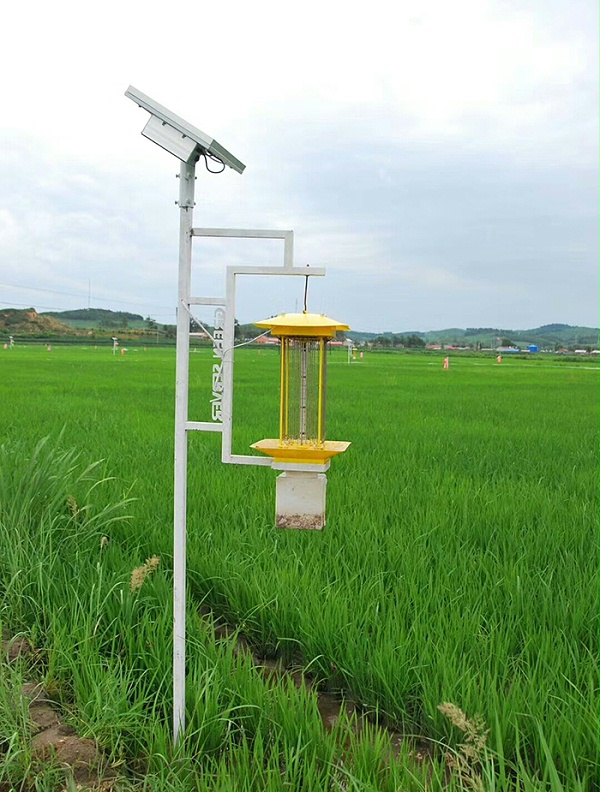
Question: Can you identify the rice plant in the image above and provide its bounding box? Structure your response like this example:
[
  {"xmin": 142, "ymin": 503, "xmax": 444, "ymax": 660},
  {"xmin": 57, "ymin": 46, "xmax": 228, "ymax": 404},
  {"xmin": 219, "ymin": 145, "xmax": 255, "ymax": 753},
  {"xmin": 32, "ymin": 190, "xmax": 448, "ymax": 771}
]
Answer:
[{"xmin": 0, "ymin": 344, "xmax": 597, "ymax": 789}]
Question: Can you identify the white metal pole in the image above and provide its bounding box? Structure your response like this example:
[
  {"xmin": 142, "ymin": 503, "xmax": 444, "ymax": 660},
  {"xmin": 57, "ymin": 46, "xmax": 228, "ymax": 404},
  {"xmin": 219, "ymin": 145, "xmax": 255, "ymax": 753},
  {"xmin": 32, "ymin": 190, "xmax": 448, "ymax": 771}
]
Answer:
[
  {"xmin": 173, "ymin": 159, "xmax": 196, "ymax": 743},
  {"xmin": 220, "ymin": 266, "xmax": 236, "ymax": 463}
]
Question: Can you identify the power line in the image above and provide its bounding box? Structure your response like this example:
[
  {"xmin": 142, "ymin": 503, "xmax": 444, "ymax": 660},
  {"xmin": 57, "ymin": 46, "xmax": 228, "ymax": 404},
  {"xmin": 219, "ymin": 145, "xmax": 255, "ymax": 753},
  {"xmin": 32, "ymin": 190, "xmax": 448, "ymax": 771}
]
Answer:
[
  {"xmin": 1, "ymin": 282, "xmax": 90, "ymax": 299},
  {"xmin": 0, "ymin": 282, "xmax": 174, "ymax": 313},
  {"xmin": 1, "ymin": 300, "xmax": 72, "ymax": 312}
]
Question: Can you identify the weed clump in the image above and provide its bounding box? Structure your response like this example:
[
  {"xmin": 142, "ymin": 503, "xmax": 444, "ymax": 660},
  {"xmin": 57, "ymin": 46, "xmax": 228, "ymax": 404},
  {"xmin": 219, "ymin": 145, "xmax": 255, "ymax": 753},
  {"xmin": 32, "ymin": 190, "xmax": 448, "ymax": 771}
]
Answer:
[{"xmin": 438, "ymin": 701, "xmax": 489, "ymax": 791}]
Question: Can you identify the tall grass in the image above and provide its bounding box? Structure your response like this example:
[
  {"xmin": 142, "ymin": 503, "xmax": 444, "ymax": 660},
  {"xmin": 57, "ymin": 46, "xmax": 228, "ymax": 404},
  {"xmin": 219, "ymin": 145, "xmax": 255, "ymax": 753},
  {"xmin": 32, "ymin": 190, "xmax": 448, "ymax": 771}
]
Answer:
[
  {"xmin": 0, "ymin": 433, "xmax": 440, "ymax": 790},
  {"xmin": 0, "ymin": 345, "xmax": 597, "ymax": 789}
]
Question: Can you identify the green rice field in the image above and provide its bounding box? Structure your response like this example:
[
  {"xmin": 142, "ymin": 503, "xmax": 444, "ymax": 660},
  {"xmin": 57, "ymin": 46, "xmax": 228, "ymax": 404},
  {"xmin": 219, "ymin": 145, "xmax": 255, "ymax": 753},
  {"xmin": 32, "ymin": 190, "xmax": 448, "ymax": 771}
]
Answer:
[{"xmin": 0, "ymin": 345, "xmax": 598, "ymax": 790}]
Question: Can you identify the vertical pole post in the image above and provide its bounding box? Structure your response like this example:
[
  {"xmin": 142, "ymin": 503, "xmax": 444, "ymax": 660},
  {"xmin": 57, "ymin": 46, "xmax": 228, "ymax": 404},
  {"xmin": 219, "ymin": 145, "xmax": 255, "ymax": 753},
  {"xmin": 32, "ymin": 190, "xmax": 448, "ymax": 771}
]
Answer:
[
  {"xmin": 173, "ymin": 159, "xmax": 196, "ymax": 744},
  {"xmin": 220, "ymin": 267, "xmax": 236, "ymax": 463}
]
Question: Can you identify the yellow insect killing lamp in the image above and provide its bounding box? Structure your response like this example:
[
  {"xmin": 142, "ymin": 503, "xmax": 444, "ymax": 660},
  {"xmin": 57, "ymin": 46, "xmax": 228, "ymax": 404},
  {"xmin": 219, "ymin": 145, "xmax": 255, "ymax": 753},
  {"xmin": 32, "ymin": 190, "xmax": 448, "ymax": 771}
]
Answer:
[{"xmin": 251, "ymin": 311, "xmax": 351, "ymax": 530}]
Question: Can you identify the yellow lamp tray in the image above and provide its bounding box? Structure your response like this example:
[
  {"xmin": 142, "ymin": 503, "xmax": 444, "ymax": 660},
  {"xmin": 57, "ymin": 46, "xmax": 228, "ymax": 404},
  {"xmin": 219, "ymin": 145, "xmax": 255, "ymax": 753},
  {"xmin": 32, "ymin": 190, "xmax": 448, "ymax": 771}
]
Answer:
[
  {"xmin": 254, "ymin": 312, "xmax": 350, "ymax": 338},
  {"xmin": 251, "ymin": 439, "xmax": 350, "ymax": 465}
]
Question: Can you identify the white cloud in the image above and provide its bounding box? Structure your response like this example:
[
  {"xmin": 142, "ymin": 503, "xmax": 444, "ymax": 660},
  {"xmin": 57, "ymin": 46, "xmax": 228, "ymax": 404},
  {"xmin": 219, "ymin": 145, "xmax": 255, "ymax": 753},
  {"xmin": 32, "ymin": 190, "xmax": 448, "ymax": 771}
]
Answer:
[
  {"xmin": 0, "ymin": 0, "xmax": 597, "ymax": 331},
  {"xmin": 0, "ymin": 209, "xmax": 19, "ymax": 250}
]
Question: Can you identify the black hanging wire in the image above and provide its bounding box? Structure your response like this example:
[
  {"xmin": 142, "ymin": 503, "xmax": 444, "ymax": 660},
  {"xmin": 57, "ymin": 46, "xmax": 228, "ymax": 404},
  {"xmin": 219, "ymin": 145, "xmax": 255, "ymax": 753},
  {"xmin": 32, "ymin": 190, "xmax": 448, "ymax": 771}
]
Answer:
[
  {"xmin": 200, "ymin": 151, "xmax": 226, "ymax": 174},
  {"xmin": 303, "ymin": 275, "xmax": 309, "ymax": 313}
]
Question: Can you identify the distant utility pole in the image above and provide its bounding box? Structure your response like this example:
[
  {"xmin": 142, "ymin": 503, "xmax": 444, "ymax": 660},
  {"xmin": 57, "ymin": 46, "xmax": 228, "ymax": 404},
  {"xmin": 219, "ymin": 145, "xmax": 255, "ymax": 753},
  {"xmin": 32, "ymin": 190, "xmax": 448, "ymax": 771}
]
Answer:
[{"xmin": 88, "ymin": 280, "xmax": 91, "ymax": 310}]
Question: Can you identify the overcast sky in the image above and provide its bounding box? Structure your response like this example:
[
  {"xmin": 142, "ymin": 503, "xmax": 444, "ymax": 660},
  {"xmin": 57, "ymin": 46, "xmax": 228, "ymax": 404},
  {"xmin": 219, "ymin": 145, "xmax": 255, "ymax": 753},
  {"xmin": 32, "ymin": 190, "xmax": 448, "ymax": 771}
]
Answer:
[{"xmin": 1, "ymin": 0, "xmax": 598, "ymax": 333}]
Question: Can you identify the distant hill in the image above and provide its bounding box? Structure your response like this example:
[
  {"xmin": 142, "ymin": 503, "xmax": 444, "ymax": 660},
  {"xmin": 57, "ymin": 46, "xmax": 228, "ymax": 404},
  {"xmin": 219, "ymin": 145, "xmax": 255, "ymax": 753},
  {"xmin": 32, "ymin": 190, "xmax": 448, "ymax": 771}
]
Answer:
[
  {"xmin": 42, "ymin": 308, "xmax": 145, "ymax": 329},
  {"xmin": 460, "ymin": 325, "xmax": 600, "ymax": 347},
  {"xmin": 347, "ymin": 324, "xmax": 599, "ymax": 349},
  {"xmin": 3, "ymin": 308, "xmax": 598, "ymax": 350},
  {"xmin": 0, "ymin": 307, "xmax": 171, "ymax": 344},
  {"xmin": 0, "ymin": 308, "xmax": 81, "ymax": 337}
]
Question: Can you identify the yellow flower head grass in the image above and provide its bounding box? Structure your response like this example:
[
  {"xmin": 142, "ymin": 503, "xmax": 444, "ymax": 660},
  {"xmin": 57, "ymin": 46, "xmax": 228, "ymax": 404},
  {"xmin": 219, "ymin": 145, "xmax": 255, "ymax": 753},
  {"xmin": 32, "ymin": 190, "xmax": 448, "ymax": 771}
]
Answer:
[{"xmin": 130, "ymin": 555, "xmax": 160, "ymax": 592}]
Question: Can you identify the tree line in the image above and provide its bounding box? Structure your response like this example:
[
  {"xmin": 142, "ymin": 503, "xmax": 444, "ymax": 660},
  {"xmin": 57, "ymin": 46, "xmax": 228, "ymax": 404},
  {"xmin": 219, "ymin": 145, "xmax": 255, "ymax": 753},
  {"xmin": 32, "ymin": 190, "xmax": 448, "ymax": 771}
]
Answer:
[{"xmin": 372, "ymin": 334, "xmax": 426, "ymax": 348}]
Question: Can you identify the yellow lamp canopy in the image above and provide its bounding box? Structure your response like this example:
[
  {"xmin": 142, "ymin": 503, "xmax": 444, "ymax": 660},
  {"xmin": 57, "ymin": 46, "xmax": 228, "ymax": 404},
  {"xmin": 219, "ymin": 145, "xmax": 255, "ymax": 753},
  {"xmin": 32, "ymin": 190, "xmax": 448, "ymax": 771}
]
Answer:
[
  {"xmin": 251, "ymin": 312, "xmax": 351, "ymax": 465},
  {"xmin": 254, "ymin": 311, "xmax": 349, "ymax": 338}
]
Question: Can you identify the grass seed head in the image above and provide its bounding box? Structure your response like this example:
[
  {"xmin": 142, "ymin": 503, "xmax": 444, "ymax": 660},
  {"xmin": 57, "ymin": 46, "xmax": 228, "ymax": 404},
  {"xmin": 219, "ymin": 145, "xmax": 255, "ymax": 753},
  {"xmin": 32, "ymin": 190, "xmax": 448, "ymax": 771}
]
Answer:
[
  {"xmin": 145, "ymin": 555, "xmax": 160, "ymax": 573},
  {"xmin": 438, "ymin": 702, "xmax": 489, "ymax": 791},
  {"xmin": 66, "ymin": 494, "xmax": 79, "ymax": 521},
  {"xmin": 130, "ymin": 555, "xmax": 160, "ymax": 592}
]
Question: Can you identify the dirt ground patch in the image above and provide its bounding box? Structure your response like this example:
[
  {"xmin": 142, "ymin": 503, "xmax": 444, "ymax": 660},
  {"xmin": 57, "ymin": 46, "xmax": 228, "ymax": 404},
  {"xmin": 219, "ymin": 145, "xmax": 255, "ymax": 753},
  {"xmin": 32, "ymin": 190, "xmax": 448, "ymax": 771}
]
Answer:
[{"xmin": 2, "ymin": 633, "xmax": 118, "ymax": 791}]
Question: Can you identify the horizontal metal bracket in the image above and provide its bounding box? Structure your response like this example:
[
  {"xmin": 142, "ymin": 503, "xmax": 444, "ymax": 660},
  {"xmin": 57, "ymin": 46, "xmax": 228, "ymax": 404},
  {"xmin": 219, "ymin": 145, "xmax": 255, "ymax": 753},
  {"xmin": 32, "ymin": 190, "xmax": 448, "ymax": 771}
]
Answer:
[
  {"xmin": 186, "ymin": 421, "xmax": 223, "ymax": 433},
  {"xmin": 228, "ymin": 454, "xmax": 272, "ymax": 467},
  {"xmin": 191, "ymin": 228, "xmax": 294, "ymax": 268},
  {"xmin": 189, "ymin": 297, "xmax": 226, "ymax": 306}
]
